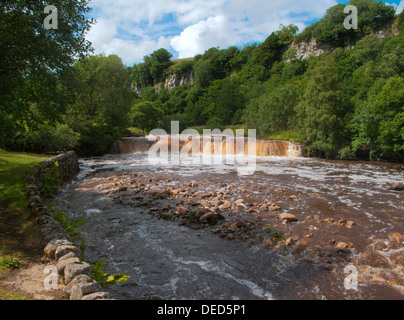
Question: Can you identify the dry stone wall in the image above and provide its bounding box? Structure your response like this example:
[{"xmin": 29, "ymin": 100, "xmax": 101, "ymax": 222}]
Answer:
[{"xmin": 24, "ymin": 151, "xmax": 112, "ymax": 300}]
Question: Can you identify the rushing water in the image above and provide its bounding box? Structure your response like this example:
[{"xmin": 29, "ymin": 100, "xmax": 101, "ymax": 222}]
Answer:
[{"xmin": 53, "ymin": 153, "xmax": 404, "ymax": 300}]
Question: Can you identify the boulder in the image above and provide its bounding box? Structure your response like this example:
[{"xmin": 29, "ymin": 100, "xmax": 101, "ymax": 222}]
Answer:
[
  {"xmin": 346, "ymin": 221, "xmax": 356, "ymax": 228},
  {"xmin": 56, "ymin": 257, "xmax": 81, "ymax": 275},
  {"xmin": 278, "ymin": 213, "xmax": 298, "ymax": 223},
  {"xmin": 336, "ymin": 242, "xmax": 349, "ymax": 249},
  {"xmin": 64, "ymin": 262, "xmax": 91, "ymax": 285},
  {"xmin": 81, "ymin": 292, "xmax": 111, "ymax": 300},
  {"xmin": 221, "ymin": 201, "xmax": 232, "ymax": 210},
  {"xmin": 176, "ymin": 206, "xmax": 188, "ymax": 215},
  {"xmin": 70, "ymin": 281, "xmax": 102, "ymax": 300},
  {"xmin": 199, "ymin": 212, "xmax": 223, "ymax": 226},
  {"xmin": 64, "ymin": 274, "xmax": 93, "ymax": 295},
  {"xmin": 44, "ymin": 239, "xmax": 72, "ymax": 259},
  {"xmin": 55, "ymin": 245, "xmax": 80, "ymax": 261}
]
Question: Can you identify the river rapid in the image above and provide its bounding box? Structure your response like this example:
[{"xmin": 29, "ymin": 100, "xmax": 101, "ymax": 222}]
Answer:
[{"xmin": 53, "ymin": 153, "xmax": 404, "ymax": 300}]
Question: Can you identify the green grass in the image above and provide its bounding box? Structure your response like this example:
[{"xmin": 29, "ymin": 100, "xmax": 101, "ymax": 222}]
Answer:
[
  {"xmin": 171, "ymin": 57, "xmax": 194, "ymax": 65},
  {"xmin": 0, "ymin": 150, "xmax": 48, "ymax": 209},
  {"xmin": 265, "ymin": 130, "xmax": 305, "ymax": 143},
  {"xmin": 0, "ymin": 149, "xmax": 48, "ymax": 300},
  {"xmin": 125, "ymin": 127, "xmax": 145, "ymax": 136}
]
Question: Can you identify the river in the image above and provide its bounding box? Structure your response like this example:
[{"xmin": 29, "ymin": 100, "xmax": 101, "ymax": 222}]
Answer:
[{"xmin": 53, "ymin": 153, "xmax": 404, "ymax": 300}]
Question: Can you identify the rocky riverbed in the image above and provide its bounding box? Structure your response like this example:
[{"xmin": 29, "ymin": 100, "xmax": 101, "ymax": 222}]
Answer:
[{"xmin": 54, "ymin": 154, "xmax": 404, "ymax": 300}]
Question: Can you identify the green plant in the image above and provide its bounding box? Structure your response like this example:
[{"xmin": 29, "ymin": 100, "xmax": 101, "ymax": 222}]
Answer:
[
  {"xmin": 0, "ymin": 257, "xmax": 23, "ymax": 270},
  {"xmin": 52, "ymin": 209, "xmax": 87, "ymax": 242},
  {"xmin": 40, "ymin": 162, "xmax": 62, "ymax": 199},
  {"xmin": 271, "ymin": 233, "xmax": 283, "ymax": 244},
  {"xmin": 187, "ymin": 211, "xmax": 196, "ymax": 221},
  {"xmin": 79, "ymin": 238, "xmax": 87, "ymax": 259},
  {"xmin": 90, "ymin": 259, "xmax": 131, "ymax": 288}
]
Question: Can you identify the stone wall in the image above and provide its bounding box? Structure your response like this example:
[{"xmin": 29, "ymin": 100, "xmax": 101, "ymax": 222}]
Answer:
[{"xmin": 24, "ymin": 151, "xmax": 112, "ymax": 300}]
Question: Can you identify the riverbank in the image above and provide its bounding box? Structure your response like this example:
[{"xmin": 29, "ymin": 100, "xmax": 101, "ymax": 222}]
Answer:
[{"xmin": 0, "ymin": 149, "xmax": 55, "ymax": 300}]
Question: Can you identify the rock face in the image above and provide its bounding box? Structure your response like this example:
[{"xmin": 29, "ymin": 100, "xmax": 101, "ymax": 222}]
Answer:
[
  {"xmin": 285, "ymin": 28, "xmax": 399, "ymax": 63},
  {"xmin": 164, "ymin": 69, "xmax": 194, "ymax": 92},
  {"xmin": 285, "ymin": 38, "xmax": 334, "ymax": 62}
]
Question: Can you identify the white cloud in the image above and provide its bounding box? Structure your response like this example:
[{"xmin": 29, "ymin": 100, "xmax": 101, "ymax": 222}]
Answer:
[
  {"xmin": 86, "ymin": 0, "xmax": 339, "ymax": 65},
  {"xmin": 396, "ymin": 0, "xmax": 404, "ymax": 14},
  {"xmin": 171, "ymin": 15, "xmax": 236, "ymax": 59}
]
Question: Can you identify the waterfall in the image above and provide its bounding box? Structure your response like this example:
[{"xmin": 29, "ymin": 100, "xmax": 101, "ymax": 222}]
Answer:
[{"xmin": 120, "ymin": 136, "xmax": 304, "ymax": 158}]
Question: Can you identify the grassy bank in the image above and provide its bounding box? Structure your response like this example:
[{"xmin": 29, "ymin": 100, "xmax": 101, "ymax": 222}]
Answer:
[{"xmin": 0, "ymin": 149, "xmax": 49, "ymax": 299}]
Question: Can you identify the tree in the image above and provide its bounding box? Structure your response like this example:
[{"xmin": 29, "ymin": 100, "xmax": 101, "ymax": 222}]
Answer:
[
  {"xmin": 257, "ymin": 82, "xmax": 300, "ymax": 135},
  {"xmin": 296, "ymin": 55, "xmax": 350, "ymax": 158},
  {"xmin": 130, "ymin": 101, "xmax": 166, "ymax": 134},
  {"xmin": 0, "ymin": 0, "xmax": 93, "ymax": 148},
  {"xmin": 65, "ymin": 54, "xmax": 134, "ymax": 155},
  {"xmin": 148, "ymin": 48, "xmax": 173, "ymax": 83},
  {"xmin": 131, "ymin": 48, "xmax": 173, "ymax": 89},
  {"xmin": 372, "ymin": 77, "xmax": 404, "ymax": 161},
  {"xmin": 295, "ymin": 0, "xmax": 395, "ymax": 47},
  {"xmin": 213, "ymin": 78, "xmax": 245, "ymax": 125},
  {"xmin": 193, "ymin": 47, "xmax": 238, "ymax": 88}
]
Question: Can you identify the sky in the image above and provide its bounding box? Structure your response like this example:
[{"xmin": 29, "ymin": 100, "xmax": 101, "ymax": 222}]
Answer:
[{"xmin": 85, "ymin": 0, "xmax": 404, "ymax": 66}]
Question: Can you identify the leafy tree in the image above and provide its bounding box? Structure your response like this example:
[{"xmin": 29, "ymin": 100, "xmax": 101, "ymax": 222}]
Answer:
[
  {"xmin": 372, "ymin": 77, "xmax": 404, "ymax": 161},
  {"xmin": 0, "ymin": 0, "xmax": 93, "ymax": 148},
  {"xmin": 130, "ymin": 101, "xmax": 166, "ymax": 133},
  {"xmin": 257, "ymin": 82, "xmax": 301, "ymax": 135},
  {"xmin": 131, "ymin": 48, "xmax": 173, "ymax": 88},
  {"xmin": 193, "ymin": 47, "xmax": 239, "ymax": 88},
  {"xmin": 65, "ymin": 54, "xmax": 134, "ymax": 155},
  {"xmin": 24, "ymin": 123, "xmax": 80, "ymax": 154},
  {"xmin": 148, "ymin": 48, "xmax": 173, "ymax": 83},
  {"xmin": 296, "ymin": 55, "xmax": 350, "ymax": 158}
]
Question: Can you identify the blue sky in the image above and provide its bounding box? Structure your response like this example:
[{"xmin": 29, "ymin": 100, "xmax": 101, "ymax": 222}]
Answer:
[{"xmin": 85, "ymin": 0, "xmax": 404, "ymax": 66}]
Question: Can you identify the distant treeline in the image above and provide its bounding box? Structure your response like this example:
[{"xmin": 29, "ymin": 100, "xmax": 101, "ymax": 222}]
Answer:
[{"xmin": 1, "ymin": 0, "xmax": 403, "ymax": 161}]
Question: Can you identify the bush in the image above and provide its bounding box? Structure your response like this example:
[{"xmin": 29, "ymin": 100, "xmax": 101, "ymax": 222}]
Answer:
[{"xmin": 24, "ymin": 123, "xmax": 80, "ymax": 154}]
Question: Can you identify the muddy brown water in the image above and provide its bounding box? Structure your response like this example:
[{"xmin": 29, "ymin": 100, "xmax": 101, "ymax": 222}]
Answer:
[{"xmin": 53, "ymin": 153, "xmax": 404, "ymax": 300}]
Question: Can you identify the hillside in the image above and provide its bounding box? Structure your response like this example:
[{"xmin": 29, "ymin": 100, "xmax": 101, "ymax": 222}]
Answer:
[{"xmin": 128, "ymin": 1, "xmax": 403, "ymax": 161}]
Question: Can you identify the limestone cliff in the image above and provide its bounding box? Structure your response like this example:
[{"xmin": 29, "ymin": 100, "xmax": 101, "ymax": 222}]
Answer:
[{"xmin": 164, "ymin": 69, "xmax": 194, "ymax": 92}]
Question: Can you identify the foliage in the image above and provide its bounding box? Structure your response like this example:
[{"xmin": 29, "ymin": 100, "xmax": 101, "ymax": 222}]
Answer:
[
  {"xmin": 296, "ymin": 55, "xmax": 350, "ymax": 158},
  {"xmin": 131, "ymin": 48, "xmax": 173, "ymax": 87},
  {"xmin": 0, "ymin": 0, "xmax": 93, "ymax": 150},
  {"xmin": 52, "ymin": 209, "xmax": 87, "ymax": 242},
  {"xmin": 0, "ymin": 257, "xmax": 23, "ymax": 270},
  {"xmin": 23, "ymin": 123, "xmax": 80, "ymax": 154},
  {"xmin": 295, "ymin": 0, "xmax": 395, "ymax": 47},
  {"xmin": 130, "ymin": 101, "xmax": 166, "ymax": 133},
  {"xmin": 64, "ymin": 54, "xmax": 135, "ymax": 156},
  {"xmin": 90, "ymin": 259, "xmax": 131, "ymax": 288},
  {"xmin": 39, "ymin": 162, "xmax": 62, "ymax": 199}
]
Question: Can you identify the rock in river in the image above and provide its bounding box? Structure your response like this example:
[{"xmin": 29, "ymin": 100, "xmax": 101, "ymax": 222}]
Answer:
[{"xmin": 278, "ymin": 213, "xmax": 298, "ymax": 223}]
